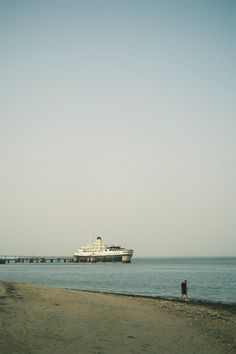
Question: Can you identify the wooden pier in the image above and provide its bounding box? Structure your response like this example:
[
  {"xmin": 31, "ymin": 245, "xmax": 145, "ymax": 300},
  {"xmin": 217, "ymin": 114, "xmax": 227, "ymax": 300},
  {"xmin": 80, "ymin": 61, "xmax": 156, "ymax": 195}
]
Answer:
[{"xmin": 0, "ymin": 255, "xmax": 74, "ymax": 264}]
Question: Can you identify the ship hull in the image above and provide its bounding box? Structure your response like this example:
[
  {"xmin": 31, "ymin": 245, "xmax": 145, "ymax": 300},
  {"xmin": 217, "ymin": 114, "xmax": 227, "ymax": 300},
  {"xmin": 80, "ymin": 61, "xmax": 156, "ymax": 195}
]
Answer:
[{"xmin": 73, "ymin": 254, "xmax": 132, "ymax": 263}]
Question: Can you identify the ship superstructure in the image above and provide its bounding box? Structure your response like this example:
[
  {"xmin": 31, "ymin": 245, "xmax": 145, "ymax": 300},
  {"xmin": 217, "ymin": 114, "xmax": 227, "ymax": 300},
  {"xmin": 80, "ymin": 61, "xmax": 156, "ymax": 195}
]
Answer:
[{"xmin": 73, "ymin": 237, "xmax": 133, "ymax": 263}]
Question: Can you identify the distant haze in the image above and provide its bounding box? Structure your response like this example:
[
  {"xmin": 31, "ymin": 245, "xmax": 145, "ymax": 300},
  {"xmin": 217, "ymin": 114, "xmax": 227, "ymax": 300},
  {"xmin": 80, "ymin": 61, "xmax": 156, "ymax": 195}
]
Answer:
[{"xmin": 0, "ymin": 0, "xmax": 235, "ymax": 257}]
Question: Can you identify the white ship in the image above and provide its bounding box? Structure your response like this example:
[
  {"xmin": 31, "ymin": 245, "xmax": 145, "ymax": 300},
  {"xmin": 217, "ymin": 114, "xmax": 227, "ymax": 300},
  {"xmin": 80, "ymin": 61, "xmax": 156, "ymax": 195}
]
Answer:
[{"xmin": 73, "ymin": 236, "xmax": 133, "ymax": 263}]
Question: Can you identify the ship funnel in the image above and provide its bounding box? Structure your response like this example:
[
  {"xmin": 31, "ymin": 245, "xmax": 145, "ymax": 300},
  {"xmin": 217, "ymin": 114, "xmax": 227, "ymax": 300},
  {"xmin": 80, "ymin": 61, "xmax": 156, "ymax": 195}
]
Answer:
[{"xmin": 95, "ymin": 237, "xmax": 102, "ymax": 246}]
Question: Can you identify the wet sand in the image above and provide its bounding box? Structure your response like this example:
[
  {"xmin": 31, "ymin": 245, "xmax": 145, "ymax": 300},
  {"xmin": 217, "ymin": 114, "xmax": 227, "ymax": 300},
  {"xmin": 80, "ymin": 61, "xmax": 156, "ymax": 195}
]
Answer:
[{"xmin": 0, "ymin": 281, "xmax": 236, "ymax": 354}]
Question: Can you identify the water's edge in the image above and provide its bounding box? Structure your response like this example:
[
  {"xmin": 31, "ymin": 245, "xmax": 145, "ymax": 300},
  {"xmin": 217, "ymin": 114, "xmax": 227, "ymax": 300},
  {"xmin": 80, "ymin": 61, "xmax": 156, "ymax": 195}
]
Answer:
[{"xmin": 66, "ymin": 287, "xmax": 236, "ymax": 313}]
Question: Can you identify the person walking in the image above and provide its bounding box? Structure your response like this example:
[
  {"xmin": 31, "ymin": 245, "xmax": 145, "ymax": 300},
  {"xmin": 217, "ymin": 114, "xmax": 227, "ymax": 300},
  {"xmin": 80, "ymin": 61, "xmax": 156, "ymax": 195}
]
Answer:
[{"xmin": 181, "ymin": 280, "xmax": 188, "ymax": 301}]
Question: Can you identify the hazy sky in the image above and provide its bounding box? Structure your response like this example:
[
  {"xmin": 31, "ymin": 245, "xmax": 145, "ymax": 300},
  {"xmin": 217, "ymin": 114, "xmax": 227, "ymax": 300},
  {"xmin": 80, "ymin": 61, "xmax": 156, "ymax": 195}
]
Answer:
[{"xmin": 1, "ymin": 0, "xmax": 235, "ymax": 257}]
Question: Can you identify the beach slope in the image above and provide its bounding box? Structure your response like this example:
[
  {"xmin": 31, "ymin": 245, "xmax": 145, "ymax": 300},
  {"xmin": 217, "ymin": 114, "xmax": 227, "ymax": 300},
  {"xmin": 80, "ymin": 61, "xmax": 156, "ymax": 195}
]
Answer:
[{"xmin": 0, "ymin": 281, "xmax": 235, "ymax": 354}]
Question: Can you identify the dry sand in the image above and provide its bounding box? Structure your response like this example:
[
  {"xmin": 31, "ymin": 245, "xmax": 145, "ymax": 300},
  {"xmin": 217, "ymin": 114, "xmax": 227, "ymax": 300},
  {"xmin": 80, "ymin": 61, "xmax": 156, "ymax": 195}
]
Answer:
[{"xmin": 0, "ymin": 281, "xmax": 236, "ymax": 354}]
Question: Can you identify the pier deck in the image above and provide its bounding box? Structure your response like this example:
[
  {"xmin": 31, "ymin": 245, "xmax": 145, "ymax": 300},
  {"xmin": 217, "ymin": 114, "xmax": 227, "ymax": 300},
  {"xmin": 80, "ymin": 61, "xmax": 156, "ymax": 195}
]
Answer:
[{"xmin": 0, "ymin": 256, "xmax": 74, "ymax": 264}]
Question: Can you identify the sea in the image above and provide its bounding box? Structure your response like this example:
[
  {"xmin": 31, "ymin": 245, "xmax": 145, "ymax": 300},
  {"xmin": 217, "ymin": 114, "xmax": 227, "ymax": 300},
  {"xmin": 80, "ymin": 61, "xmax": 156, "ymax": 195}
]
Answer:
[{"xmin": 0, "ymin": 257, "xmax": 235, "ymax": 305}]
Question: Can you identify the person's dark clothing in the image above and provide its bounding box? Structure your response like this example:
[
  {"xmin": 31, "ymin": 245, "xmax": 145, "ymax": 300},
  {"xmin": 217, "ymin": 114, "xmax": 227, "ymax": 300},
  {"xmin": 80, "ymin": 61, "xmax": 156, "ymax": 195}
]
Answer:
[{"xmin": 181, "ymin": 282, "xmax": 187, "ymax": 295}]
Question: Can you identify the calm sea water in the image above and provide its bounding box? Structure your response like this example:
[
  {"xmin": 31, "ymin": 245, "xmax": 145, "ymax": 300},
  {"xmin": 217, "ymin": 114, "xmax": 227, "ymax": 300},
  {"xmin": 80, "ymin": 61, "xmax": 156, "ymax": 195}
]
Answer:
[{"xmin": 0, "ymin": 257, "xmax": 235, "ymax": 304}]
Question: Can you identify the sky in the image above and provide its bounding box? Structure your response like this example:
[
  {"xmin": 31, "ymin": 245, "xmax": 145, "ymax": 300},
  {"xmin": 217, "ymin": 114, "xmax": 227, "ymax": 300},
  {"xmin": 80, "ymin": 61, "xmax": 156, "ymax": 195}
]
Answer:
[{"xmin": 0, "ymin": 0, "xmax": 235, "ymax": 257}]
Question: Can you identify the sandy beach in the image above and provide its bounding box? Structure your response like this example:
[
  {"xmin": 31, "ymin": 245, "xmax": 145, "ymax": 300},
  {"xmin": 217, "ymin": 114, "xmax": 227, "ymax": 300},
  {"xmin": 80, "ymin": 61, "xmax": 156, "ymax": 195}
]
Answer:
[{"xmin": 0, "ymin": 281, "xmax": 235, "ymax": 354}]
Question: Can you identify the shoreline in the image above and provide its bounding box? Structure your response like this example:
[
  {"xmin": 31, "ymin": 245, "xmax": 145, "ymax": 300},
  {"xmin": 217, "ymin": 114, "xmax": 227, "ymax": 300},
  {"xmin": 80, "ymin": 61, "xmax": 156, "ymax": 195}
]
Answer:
[
  {"xmin": 1, "ymin": 278, "xmax": 236, "ymax": 311},
  {"xmin": 1, "ymin": 281, "xmax": 236, "ymax": 354},
  {"xmin": 66, "ymin": 287, "xmax": 236, "ymax": 312},
  {"xmin": 1, "ymin": 276, "xmax": 235, "ymax": 308}
]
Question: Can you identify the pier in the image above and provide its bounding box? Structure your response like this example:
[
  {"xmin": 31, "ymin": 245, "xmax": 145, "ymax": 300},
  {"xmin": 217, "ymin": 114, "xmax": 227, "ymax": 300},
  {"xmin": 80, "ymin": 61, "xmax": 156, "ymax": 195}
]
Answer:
[{"xmin": 0, "ymin": 255, "xmax": 74, "ymax": 264}]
